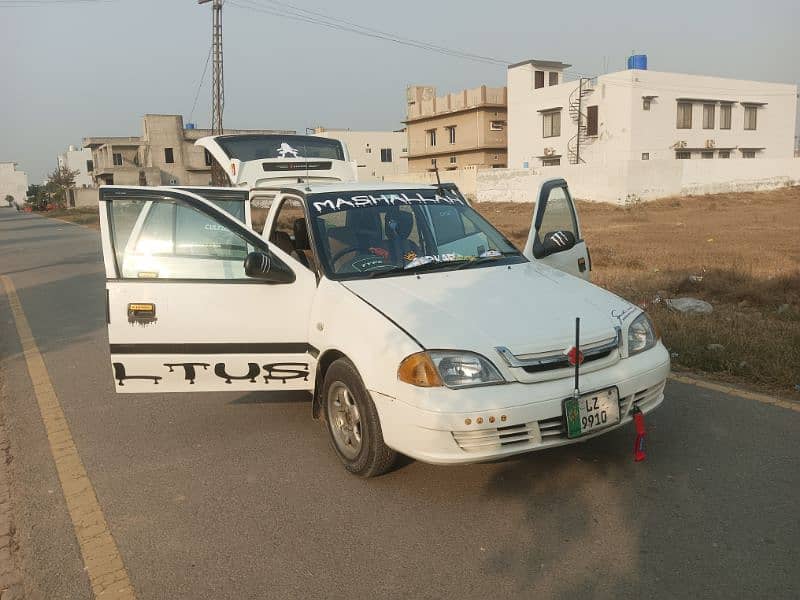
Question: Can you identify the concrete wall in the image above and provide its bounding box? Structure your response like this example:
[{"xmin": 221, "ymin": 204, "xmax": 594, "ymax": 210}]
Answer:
[
  {"xmin": 72, "ymin": 187, "xmax": 99, "ymax": 208},
  {"xmin": 508, "ymin": 66, "xmax": 798, "ymax": 169},
  {"xmin": 391, "ymin": 158, "xmax": 800, "ymax": 204},
  {"xmin": 0, "ymin": 162, "xmax": 28, "ymax": 208},
  {"xmin": 314, "ymin": 130, "xmax": 408, "ymax": 182}
]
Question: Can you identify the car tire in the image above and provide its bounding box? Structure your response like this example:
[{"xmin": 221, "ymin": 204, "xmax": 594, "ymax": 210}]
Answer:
[{"xmin": 323, "ymin": 358, "xmax": 396, "ymax": 477}]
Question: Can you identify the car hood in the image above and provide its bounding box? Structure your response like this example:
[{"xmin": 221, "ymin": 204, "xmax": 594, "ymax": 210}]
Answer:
[{"xmin": 341, "ymin": 262, "xmax": 637, "ymax": 357}]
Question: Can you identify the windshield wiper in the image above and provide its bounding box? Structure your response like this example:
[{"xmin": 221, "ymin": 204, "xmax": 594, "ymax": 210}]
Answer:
[
  {"xmin": 365, "ymin": 258, "xmax": 473, "ymax": 278},
  {"xmin": 455, "ymin": 251, "xmax": 522, "ymax": 270}
]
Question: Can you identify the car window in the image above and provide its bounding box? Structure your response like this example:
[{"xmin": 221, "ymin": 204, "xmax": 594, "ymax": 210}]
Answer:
[
  {"xmin": 538, "ymin": 186, "xmax": 578, "ymax": 238},
  {"xmin": 111, "ymin": 197, "xmax": 258, "ymax": 279}
]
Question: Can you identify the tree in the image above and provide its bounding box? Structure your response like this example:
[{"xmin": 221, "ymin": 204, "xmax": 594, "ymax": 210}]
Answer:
[
  {"xmin": 26, "ymin": 184, "xmax": 50, "ymax": 211},
  {"xmin": 46, "ymin": 165, "xmax": 80, "ymax": 209},
  {"xmin": 4, "ymin": 195, "xmax": 13, "ymax": 208}
]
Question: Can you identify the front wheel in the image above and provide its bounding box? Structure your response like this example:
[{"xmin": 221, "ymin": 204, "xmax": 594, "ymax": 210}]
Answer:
[{"xmin": 323, "ymin": 358, "xmax": 396, "ymax": 477}]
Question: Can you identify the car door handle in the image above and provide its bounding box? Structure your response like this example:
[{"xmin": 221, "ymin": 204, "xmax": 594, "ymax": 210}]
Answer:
[{"xmin": 127, "ymin": 302, "xmax": 157, "ymax": 324}]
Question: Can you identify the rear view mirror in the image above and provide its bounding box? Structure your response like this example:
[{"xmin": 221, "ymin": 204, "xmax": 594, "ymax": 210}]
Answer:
[
  {"xmin": 533, "ymin": 230, "xmax": 576, "ymax": 258},
  {"xmin": 244, "ymin": 251, "xmax": 295, "ymax": 284}
]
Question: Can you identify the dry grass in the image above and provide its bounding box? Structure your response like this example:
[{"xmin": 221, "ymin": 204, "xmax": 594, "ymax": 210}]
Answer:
[
  {"xmin": 40, "ymin": 207, "xmax": 101, "ymax": 228},
  {"xmin": 474, "ymin": 186, "xmax": 800, "ymax": 395}
]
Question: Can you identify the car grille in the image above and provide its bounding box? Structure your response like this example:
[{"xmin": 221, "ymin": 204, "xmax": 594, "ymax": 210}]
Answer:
[{"xmin": 451, "ymin": 382, "xmax": 665, "ymax": 453}]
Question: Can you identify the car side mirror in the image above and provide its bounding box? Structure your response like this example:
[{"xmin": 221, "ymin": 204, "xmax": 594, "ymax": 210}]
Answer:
[
  {"xmin": 533, "ymin": 230, "xmax": 577, "ymax": 258},
  {"xmin": 244, "ymin": 251, "xmax": 295, "ymax": 283}
]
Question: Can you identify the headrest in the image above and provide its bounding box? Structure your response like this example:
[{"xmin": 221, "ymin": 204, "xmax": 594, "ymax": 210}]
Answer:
[
  {"xmin": 293, "ymin": 218, "xmax": 310, "ymax": 250},
  {"xmin": 385, "ymin": 210, "xmax": 413, "ymax": 240}
]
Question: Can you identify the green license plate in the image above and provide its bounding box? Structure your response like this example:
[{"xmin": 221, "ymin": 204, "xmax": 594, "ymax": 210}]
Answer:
[{"xmin": 564, "ymin": 387, "xmax": 620, "ymax": 439}]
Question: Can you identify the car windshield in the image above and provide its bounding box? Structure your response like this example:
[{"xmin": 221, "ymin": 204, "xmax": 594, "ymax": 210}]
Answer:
[{"xmin": 307, "ymin": 188, "xmax": 525, "ymax": 279}]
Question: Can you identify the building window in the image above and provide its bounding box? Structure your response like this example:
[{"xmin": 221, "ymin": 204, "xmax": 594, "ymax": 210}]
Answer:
[
  {"xmin": 643, "ymin": 98, "xmax": 651, "ymax": 110},
  {"xmin": 449, "ymin": 156, "xmax": 457, "ymax": 164},
  {"xmin": 744, "ymin": 106, "xmax": 758, "ymax": 130},
  {"xmin": 541, "ymin": 158, "xmax": 561, "ymax": 166},
  {"xmin": 534, "ymin": 70, "xmax": 545, "ymax": 89},
  {"xmin": 548, "ymin": 72, "xmax": 559, "ymax": 86},
  {"xmin": 446, "ymin": 125, "xmax": 456, "ymax": 144},
  {"xmin": 112, "ymin": 153, "xmax": 123, "ymax": 166},
  {"xmin": 430, "ymin": 158, "xmax": 437, "ymax": 167},
  {"xmin": 720, "ymin": 104, "xmax": 732, "ymax": 129},
  {"xmin": 490, "ymin": 120, "xmax": 505, "ymax": 131},
  {"xmin": 677, "ymin": 102, "xmax": 692, "ymax": 129},
  {"xmin": 380, "ymin": 148, "xmax": 393, "ymax": 163},
  {"xmin": 742, "ymin": 150, "xmax": 756, "ymax": 158},
  {"xmin": 427, "ymin": 129, "xmax": 437, "ymax": 147},
  {"xmin": 719, "ymin": 150, "xmax": 730, "ymax": 158},
  {"xmin": 86, "ymin": 159, "xmax": 94, "ymax": 172},
  {"xmin": 641, "ymin": 153, "xmax": 650, "ymax": 160},
  {"xmin": 204, "ymin": 149, "xmax": 213, "ymax": 166},
  {"xmin": 703, "ymin": 104, "xmax": 715, "ymax": 129},
  {"xmin": 365, "ymin": 145, "xmax": 372, "ymax": 154},
  {"xmin": 542, "ymin": 110, "xmax": 561, "ymax": 138},
  {"xmin": 675, "ymin": 151, "xmax": 691, "ymax": 159},
  {"xmin": 586, "ymin": 105, "xmax": 598, "ymax": 136},
  {"xmin": 701, "ymin": 151, "xmax": 714, "ymax": 159},
  {"xmin": 164, "ymin": 148, "xmax": 174, "ymax": 164}
]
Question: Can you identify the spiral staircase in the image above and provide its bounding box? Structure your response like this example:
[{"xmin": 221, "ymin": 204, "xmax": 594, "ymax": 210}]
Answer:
[{"xmin": 567, "ymin": 78, "xmax": 596, "ymax": 165}]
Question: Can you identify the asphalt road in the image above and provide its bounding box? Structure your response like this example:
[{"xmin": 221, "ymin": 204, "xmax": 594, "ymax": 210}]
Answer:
[{"xmin": 0, "ymin": 206, "xmax": 798, "ymax": 600}]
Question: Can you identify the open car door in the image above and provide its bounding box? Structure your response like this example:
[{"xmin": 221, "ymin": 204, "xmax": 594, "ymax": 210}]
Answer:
[
  {"xmin": 195, "ymin": 134, "xmax": 358, "ymax": 189},
  {"xmin": 98, "ymin": 186, "xmax": 317, "ymax": 392},
  {"xmin": 523, "ymin": 178, "xmax": 591, "ymax": 280}
]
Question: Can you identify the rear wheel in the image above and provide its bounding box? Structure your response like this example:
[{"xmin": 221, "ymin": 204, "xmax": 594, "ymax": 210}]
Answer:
[{"xmin": 323, "ymin": 358, "xmax": 396, "ymax": 477}]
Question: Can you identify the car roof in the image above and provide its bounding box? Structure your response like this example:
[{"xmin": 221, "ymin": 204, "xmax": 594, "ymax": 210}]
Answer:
[{"xmin": 252, "ymin": 181, "xmax": 445, "ymax": 196}]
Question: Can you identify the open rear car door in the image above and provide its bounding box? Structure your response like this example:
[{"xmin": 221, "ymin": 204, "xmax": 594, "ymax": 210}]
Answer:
[
  {"xmin": 195, "ymin": 134, "xmax": 358, "ymax": 188},
  {"xmin": 523, "ymin": 178, "xmax": 591, "ymax": 280},
  {"xmin": 99, "ymin": 186, "xmax": 317, "ymax": 392}
]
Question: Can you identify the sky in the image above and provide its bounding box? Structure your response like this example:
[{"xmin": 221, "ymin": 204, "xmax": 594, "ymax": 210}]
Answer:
[{"xmin": 1, "ymin": 0, "xmax": 798, "ymax": 183}]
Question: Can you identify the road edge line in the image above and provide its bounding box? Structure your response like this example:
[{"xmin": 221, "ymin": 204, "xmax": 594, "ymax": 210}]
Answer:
[
  {"xmin": 0, "ymin": 275, "xmax": 136, "ymax": 599},
  {"xmin": 668, "ymin": 373, "xmax": 799, "ymax": 412}
]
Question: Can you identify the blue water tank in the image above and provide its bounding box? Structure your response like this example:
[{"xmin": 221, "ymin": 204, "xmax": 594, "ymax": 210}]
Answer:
[
  {"xmin": 186, "ymin": 122, "xmax": 196, "ymax": 130},
  {"xmin": 627, "ymin": 54, "xmax": 648, "ymax": 70}
]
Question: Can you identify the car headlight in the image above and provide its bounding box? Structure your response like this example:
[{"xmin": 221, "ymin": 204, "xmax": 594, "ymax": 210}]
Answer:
[
  {"xmin": 627, "ymin": 312, "xmax": 658, "ymax": 356},
  {"xmin": 398, "ymin": 351, "xmax": 505, "ymax": 389}
]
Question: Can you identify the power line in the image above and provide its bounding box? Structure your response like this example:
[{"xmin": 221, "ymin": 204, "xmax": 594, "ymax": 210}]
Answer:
[
  {"xmin": 227, "ymin": 0, "xmax": 510, "ymax": 66},
  {"xmin": 0, "ymin": 0, "xmax": 115, "ymax": 6},
  {"xmin": 188, "ymin": 44, "xmax": 213, "ymax": 125}
]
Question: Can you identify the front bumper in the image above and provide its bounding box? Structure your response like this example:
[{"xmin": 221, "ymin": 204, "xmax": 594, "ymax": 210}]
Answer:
[{"xmin": 373, "ymin": 344, "xmax": 670, "ymax": 465}]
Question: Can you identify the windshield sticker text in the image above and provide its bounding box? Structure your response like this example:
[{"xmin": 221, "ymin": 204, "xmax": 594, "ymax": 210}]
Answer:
[{"xmin": 312, "ymin": 192, "xmax": 465, "ymax": 215}]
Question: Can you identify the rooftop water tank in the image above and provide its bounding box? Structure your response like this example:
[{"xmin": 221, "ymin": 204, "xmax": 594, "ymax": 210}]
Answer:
[
  {"xmin": 186, "ymin": 122, "xmax": 196, "ymax": 130},
  {"xmin": 627, "ymin": 54, "xmax": 648, "ymax": 70}
]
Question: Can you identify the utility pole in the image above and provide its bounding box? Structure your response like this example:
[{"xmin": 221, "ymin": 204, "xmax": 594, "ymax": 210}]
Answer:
[{"xmin": 198, "ymin": 0, "xmax": 227, "ymax": 185}]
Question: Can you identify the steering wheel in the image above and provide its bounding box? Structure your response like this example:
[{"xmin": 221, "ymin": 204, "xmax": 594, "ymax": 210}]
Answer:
[{"xmin": 331, "ymin": 246, "xmax": 362, "ymax": 264}]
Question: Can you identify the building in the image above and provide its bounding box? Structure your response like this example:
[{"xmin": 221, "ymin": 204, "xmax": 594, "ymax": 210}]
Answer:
[
  {"xmin": 404, "ymin": 84, "xmax": 508, "ymax": 173},
  {"xmin": 313, "ymin": 127, "xmax": 408, "ymax": 181},
  {"xmin": 0, "ymin": 162, "xmax": 28, "ymax": 208},
  {"xmin": 508, "ymin": 58, "xmax": 798, "ymax": 168},
  {"xmin": 57, "ymin": 146, "xmax": 94, "ymax": 188},
  {"xmin": 83, "ymin": 114, "xmax": 293, "ymax": 187}
]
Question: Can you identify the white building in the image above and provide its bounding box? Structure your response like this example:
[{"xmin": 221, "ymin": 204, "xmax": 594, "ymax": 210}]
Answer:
[
  {"xmin": 57, "ymin": 145, "xmax": 94, "ymax": 188},
  {"xmin": 313, "ymin": 128, "xmax": 408, "ymax": 182},
  {"xmin": 508, "ymin": 59, "xmax": 798, "ymax": 168},
  {"xmin": 0, "ymin": 162, "xmax": 28, "ymax": 208}
]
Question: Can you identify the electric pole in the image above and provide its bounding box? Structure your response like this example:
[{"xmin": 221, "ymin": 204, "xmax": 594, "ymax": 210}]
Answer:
[{"xmin": 198, "ymin": 0, "xmax": 227, "ymax": 185}]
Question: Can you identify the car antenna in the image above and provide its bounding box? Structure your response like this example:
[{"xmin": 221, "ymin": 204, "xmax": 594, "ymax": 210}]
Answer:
[
  {"xmin": 302, "ymin": 137, "xmax": 312, "ymax": 192},
  {"xmin": 433, "ymin": 162, "xmax": 445, "ymax": 195}
]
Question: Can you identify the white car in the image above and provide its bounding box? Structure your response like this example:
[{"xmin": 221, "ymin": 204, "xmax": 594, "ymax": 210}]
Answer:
[{"xmin": 98, "ymin": 178, "xmax": 669, "ymax": 477}]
